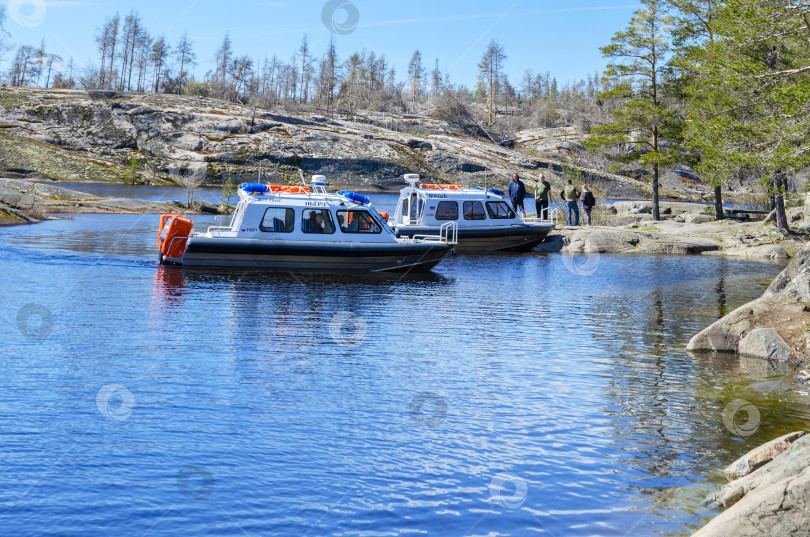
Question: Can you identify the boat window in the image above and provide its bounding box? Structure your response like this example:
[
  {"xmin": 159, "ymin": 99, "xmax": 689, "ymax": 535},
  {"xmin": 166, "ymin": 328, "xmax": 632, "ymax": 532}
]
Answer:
[
  {"xmin": 486, "ymin": 201, "xmax": 516, "ymax": 219},
  {"xmin": 409, "ymin": 195, "xmax": 424, "ymax": 221},
  {"xmin": 259, "ymin": 207, "xmax": 295, "ymax": 232},
  {"xmin": 302, "ymin": 209, "xmax": 336, "ymax": 234},
  {"xmin": 463, "ymin": 201, "xmax": 486, "ymax": 220},
  {"xmin": 337, "ymin": 210, "xmax": 382, "ymax": 234},
  {"xmin": 435, "ymin": 201, "xmax": 459, "ymax": 221}
]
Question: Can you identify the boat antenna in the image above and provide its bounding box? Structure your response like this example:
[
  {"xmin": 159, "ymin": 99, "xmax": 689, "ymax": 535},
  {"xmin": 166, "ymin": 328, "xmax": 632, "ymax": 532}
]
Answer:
[
  {"xmin": 484, "ymin": 170, "xmax": 487, "ymax": 195},
  {"xmin": 258, "ymin": 160, "xmax": 263, "ymax": 184},
  {"xmin": 298, "ymin": 168, "xmax": 307, "ymax": 186}
]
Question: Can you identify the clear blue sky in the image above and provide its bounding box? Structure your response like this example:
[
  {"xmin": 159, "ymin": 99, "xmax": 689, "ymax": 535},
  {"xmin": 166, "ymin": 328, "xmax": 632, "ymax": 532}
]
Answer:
[{"xmin": 2, "ymin": 0, "xmax": 641, "ymax": 88}]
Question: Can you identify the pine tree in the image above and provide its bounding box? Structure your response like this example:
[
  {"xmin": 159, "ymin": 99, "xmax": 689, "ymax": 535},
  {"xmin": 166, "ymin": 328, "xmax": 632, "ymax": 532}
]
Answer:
[
  {"xmin": 298, "ymin": 34, "xmax": 312, "ymax": 104},
  {"xmin": 681, "ymin": 0, "xmax": 810, "ymax": 231},
  {"xmin": 43, "ymin": 51, "xmax": 62, "ymax": 88},
  {"xmin": 669, "ymin": 0, "xmax": 726, "ymax": 219},
  {"xmin": 106, "ymin": 13, "xmax": 120, "ymax": 89},
  {"xmin": 478, "ymin": 40, "xmax": 506, "ymax": 126},
  {"xmin": 586, "ymin": 0, "xmax": 675, "ymax": 221},
  {"xmin": 407, "ymin": 49, "xmax": 424, "ymax": 109},
  {"xmin": 322, "ymin": 36, "xmax": 338, "ymax": 110},
  {"xmin": 174, "ymin": 32, "xmax": 197, "ymax": 94},
  {"xmin": 150, "ymin": 35, "xmax": 170, "ymax": 93},
  {"xmin": 430, "ymin": 59, "xmax": 441, "ymax": 97},
  {"xmin": 214, "ymin": 32, "xmax": 232, "ymax": 83}
]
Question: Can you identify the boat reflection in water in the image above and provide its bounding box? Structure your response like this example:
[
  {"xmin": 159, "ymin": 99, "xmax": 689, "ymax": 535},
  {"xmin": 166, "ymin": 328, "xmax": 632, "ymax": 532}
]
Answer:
[{"xmin": 149, "ymin": 263, "xmax": 455, "ymax": 357}]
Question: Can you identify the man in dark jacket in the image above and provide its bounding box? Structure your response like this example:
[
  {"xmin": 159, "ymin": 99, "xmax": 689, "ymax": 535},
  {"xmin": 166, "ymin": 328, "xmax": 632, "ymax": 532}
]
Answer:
[
  {"xmin": 581, "ymin": 185, "xmax": 596, "ymax": 226},
  {"xmin": 508, "ymin": 173, "xmax": 526, "ymax": 219}
]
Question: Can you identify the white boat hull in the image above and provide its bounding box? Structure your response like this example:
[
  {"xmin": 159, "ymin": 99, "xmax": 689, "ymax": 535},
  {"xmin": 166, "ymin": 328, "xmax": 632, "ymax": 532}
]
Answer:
[{"xmin": 395, "ymin": 224, "xmax": 553, "ymax": 253}]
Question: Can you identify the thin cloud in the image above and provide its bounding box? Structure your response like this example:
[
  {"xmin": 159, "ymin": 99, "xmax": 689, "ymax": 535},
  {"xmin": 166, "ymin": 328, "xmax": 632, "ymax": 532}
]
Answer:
[
  {"xmin": 43, "ymin": 1, "xmax": 93, "ymax": 6},
  {"xmin": 360, "ymin": 5, "xmax": 636, "ymax": 29}
]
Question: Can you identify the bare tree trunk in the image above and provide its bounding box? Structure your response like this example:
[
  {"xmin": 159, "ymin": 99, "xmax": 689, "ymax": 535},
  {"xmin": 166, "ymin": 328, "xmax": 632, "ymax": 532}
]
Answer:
[
  {"xmin": 714, "ymin": 184, "xmax": 724, "ymax": 220},
  {"xmin": 774, "ymin": 172, "xmax": 789, "ymax": 232},
  {"xmin": 652, "ymin": 162, "xmax": 660, "ymax": 221}
]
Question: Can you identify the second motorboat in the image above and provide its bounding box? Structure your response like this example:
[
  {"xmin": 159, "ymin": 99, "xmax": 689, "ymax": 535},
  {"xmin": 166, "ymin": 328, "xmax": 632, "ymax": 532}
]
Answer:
[{"xmin": 390, "ymin": 174, "xmax": 555, "ymax": 252}]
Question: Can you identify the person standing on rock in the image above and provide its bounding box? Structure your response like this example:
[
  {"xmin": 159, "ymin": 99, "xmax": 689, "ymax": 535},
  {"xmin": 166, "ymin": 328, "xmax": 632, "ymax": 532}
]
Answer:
[
  {"xmin": 581, "ymin": 185, "xmax": 596, "ymax": 226},
  {"xmin": 534, "ymin": 173, "xmax": 551, "ymax": 220},
  {"xmin": 560, "ymin": 179, "xmax": 581, "ymax": 226},
  {"xmin": 509, "ymin": 173, "xmax": 527, "ymax": 219}
]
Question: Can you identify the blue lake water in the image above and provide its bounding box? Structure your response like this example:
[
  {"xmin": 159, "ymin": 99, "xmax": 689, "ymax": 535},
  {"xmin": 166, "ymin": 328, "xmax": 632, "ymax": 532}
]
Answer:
[{"xmin": 2, "ymin": 214, "xmax": 807, "ymax": 536}]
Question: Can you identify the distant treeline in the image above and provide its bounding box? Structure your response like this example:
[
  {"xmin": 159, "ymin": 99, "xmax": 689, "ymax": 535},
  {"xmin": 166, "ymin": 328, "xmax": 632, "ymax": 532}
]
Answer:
[{"xmin": 0, "ymin": 7, "xmax": 609, "ymax": 132}]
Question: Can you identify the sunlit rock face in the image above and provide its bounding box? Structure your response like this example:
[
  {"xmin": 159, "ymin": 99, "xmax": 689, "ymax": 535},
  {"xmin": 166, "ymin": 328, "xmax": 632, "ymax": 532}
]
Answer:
[{"xmin": 0, "ymin": 87, "xmax": 649, "ymax": 195}]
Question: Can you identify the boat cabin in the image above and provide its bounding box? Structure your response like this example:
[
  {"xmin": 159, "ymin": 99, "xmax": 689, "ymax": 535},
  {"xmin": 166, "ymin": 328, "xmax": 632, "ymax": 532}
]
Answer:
[
  {"xmin": 392, "ymin": 174, "xmax": 535, "ymax": 228},
  {"xmin": 214, "ymin": 177, "xmax": 394, "ymax": 243}
]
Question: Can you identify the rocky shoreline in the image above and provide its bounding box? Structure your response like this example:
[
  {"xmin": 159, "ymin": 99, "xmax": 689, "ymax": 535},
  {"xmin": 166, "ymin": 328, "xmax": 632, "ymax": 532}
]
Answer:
[
  {"xmin": 0, "ymin": 88, "xmax": 659, "ymax": 197},
  {"xmin": 686, "ymin": 240, "xmax": 810, "ymax": 366},
  {"xmin": 534, "ymin": 201, "xmax": 807, "ymax": 260},
  {"xmin": 676, "ymin": 217, "xmax": 810, "ymax": 534},
  {"xmin": 0, "ymin": 177, "xmax": 217, "ymax": 225},
  {"xmin": 693, "ymin": 431, "xmax": 810, "ymax": 536}
]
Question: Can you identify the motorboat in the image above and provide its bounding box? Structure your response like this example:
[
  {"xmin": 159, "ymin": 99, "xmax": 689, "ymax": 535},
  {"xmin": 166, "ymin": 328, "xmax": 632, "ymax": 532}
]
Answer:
[
  {"xmin": 157, "ymin": 176, "xmax": 457, "ymax": 272},
  {"xmin": 390, "ymin": 174, "xmax": 555, "ymax": 252}
]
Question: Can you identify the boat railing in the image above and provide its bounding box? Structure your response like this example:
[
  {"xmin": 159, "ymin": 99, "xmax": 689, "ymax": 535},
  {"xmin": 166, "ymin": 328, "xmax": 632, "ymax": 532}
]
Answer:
[
  {"xmin": 523, "ymin": 208, "xmax": 558, "ymax": 225},
  {"xmin": 412, "ymin": 222, "xmax": 458, "ymax": 245},
  {"xmin": 441, "ymin": 221, "xmax": 459, "ymax": 244},
  {"xmin": 206, "ymin": 226, "xmax": 235, "ymax": 236}
]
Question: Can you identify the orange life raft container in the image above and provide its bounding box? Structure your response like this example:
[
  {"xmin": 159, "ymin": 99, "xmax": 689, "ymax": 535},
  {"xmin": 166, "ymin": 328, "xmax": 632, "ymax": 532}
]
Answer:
[
  {"xmin": 158, "ymin": 214, "xmax": 193, "ymax": 261},
  {"xmin": 281, "ymin": 185, "xmax": 311, "ymax": 193},
  {"xmin": 419, "ymin": 184, "xmax": 462, "ymax": 191}
]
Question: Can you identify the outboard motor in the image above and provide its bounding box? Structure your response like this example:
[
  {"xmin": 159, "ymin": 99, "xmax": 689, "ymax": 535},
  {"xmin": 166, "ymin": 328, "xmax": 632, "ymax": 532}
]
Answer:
[{"xmin": 158, "ymin": 214, "xmax": 193, "ymax": 264}]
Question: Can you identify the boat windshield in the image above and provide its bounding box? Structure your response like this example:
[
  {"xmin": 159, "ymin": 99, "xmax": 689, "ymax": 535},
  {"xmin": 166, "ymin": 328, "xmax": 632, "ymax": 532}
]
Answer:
[{"xmin": 486, "ymin": 201, "xmax": 516, "ymax": 219}]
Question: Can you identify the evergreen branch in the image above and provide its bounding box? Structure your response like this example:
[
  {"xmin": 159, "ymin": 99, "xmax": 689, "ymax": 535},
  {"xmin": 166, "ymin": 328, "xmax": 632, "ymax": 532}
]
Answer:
[{"xmin": 754, "ymin": 64, "xmax": 810, "ymax": 78}]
